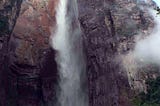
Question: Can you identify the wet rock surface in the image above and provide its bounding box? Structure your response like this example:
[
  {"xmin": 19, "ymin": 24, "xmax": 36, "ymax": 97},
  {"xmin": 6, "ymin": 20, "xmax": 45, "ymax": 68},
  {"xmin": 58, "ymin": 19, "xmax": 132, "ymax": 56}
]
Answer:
[
  {"xmin": 0, "ymin": 0, "xmax": 157, "ymax": 106},
  {"xmin": 78, "ymin": 0, "xmax": 154, "ymax": 106},
  {"xmin": 0, "ymin": 0, "xmax": 23, "ymax": 105},
  {"xmin": 8, "ymin": 0, "xmax": 59, "ymax": 106},
  {"xmin": 1, "ymin": 0, "xmax": 58, "ymax": 106}
]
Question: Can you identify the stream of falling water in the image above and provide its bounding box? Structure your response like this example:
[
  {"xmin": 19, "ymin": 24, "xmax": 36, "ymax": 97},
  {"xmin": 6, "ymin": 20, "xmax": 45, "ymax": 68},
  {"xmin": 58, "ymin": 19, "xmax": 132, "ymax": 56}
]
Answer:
[{"xmin": 51, "ymin": 0, "xmax": 88, "ymax": 106}]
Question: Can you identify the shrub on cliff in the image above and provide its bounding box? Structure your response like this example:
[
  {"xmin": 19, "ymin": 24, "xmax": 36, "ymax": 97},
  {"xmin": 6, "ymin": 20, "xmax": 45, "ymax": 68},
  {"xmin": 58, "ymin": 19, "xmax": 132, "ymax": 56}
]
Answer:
[{"xmin": 132, "ymin": 76, "xmax": 160, "ymax": 106}]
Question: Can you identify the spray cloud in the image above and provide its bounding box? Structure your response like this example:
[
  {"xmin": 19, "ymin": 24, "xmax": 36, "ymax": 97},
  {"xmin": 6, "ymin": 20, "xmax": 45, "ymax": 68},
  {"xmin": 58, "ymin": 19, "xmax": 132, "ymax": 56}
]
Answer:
[
  {"xmin": 134, "ymin": 9, "xmax": 160, "ymax": 65},
  {"xmin": 51, "ymin": 0, "xmax": 88, "ymax": 106}
]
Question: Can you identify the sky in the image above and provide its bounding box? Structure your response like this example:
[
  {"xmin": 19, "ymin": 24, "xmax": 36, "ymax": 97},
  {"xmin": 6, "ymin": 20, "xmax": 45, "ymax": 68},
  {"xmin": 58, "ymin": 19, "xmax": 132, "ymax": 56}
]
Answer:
[{"xmin": 152, "ymin": 0, "xmax": 160, "ymax": 7}]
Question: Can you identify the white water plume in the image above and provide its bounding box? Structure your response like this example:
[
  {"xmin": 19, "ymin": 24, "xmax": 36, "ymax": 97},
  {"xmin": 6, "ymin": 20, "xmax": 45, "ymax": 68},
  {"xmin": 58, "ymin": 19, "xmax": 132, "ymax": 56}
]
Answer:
[
  {"xmin": 51, "ymin": 0, "xmax": 88, "ymax": 106},
  {"xmin": 134, "ymin": 9, "xmax": 160, "ymax": 65},
  {"xmin": 121, "ymin": 2, "xmax": 160, "ymax": 91}
]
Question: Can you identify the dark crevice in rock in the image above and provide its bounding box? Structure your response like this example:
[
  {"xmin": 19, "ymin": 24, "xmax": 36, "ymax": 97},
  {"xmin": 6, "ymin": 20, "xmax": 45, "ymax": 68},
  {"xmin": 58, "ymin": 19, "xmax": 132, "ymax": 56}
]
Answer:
[{"xmin": 106, "ymin": 9, "xmax": 115, "ymax": 36}]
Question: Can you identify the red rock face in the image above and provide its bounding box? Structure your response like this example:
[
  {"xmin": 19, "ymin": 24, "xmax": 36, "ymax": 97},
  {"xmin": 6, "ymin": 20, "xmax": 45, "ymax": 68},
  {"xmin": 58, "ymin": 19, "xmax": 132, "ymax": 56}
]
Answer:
[
  {"xmin": 12, "ymin": 0, "xmax": 58, "ymax": 67},
  {"xmin": 1, "ymin": 0, "xmax": 155, "ymax": 106},
  {"xmin": 14, "ymin": 0, "xmax": 58, "ymax": 49},
  {"xmin": 7, "ymin": 0, "xmax": 59, "ymax": 105}
]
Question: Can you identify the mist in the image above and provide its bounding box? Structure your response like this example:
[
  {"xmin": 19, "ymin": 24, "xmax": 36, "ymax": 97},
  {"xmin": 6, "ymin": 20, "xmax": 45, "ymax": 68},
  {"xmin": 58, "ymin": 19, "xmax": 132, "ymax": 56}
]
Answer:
[
  {"xmin": 152, "ymin": 0, "xmax": 160, "ymax": 7},
  {"xmin": 121, "ymin": 1, "xmax": 160, "ymax": 91},
  {"xmin": 134, "ymin": 9, "xmax": 160, "ymax": 65},
  {"xmin": 50, "ymin": 0, "xmax": 88, "ymax": 106}
]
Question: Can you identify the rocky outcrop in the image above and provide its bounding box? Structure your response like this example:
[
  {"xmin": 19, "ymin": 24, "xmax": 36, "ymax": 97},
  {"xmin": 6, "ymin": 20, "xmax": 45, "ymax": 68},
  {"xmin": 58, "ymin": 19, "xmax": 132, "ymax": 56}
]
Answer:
[
  {"xmin": 78, "ymin": 0, "xmax": 154, "ymax": 106},
  {"xmin": 0, "ymin": 0, "xmax": 157, "ymax": 106},
  {"xmin": 0, "ymin": 0, "xmax": 22, "ymax": 105},
  {"xmin": 3, "ymin": 0, "xmax": 58, "ymax": 106}
]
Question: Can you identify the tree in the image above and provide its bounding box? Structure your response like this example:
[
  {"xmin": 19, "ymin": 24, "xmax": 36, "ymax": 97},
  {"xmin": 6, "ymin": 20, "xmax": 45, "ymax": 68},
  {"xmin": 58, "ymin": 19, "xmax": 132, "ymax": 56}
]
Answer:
[{"xmin": 132, "ymin": 76, "xmax": 160, "ymax": 106}]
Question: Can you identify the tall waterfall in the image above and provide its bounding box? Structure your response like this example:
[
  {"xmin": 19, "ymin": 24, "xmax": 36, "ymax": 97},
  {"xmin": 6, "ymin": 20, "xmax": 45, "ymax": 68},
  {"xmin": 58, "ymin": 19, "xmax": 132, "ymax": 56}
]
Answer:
[{"xmin": 51, "ymin": 0, "xmax": 88, "ymax": 106}]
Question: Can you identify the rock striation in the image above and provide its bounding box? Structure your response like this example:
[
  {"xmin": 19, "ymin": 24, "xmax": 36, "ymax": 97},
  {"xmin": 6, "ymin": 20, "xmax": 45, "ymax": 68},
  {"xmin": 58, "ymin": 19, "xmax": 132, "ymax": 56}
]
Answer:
[
  {"xmin": 0, "ymin": 0, "xmax": 158, "ymax": 106},
  {"xmin": 78, "ymin": 0, "xmax": 155, "ymax": 106},
  {"xmin": 1, "ymin": 0, "xmax": 58, "ymax": 106},
  {"xmin": 0, "ymin": 0, "xmax": 23, "ymax": 105}
]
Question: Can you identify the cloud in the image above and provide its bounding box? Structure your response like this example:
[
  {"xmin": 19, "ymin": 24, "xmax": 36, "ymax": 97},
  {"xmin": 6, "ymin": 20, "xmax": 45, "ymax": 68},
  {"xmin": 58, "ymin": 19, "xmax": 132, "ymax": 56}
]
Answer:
[
  {"xmin": 134, "ymin": 9, "xmax": 160, "ymax": 64},
  {"xmin": 152, "ymin": 0, "xmax": 160, "ymax": 7}
]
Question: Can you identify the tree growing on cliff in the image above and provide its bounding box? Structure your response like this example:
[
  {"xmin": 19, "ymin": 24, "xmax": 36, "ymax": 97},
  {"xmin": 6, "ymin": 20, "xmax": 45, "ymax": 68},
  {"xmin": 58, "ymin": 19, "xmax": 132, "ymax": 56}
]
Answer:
[{"xmin": 132, "ymin": 76, "xmax": 160, "ymax": 106}]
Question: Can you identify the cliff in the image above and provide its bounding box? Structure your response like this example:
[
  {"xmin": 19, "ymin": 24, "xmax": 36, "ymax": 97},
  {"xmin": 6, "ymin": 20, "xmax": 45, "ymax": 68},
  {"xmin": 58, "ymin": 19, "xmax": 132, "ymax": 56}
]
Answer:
[
  {"xmin": 0, "ymin": 0, "xmax": 157, "ymax": 106},
  {"xmin": 1, "ymin": 0, "xmax": 58, "ymax": 106},
  {"xmin": 0, "ymin": 0, "xmax": 22, "ymax": 105},
  {"xmin": 78, "ymin": 0, "xmax": 155, "ymax": 106}
]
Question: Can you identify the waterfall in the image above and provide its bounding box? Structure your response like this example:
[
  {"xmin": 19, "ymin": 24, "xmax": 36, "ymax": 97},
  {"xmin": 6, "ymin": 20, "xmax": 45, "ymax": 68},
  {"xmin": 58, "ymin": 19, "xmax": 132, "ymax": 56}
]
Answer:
[{"xmin": 51, "ymin": 0, "xmax": 88, "ymax": 106}]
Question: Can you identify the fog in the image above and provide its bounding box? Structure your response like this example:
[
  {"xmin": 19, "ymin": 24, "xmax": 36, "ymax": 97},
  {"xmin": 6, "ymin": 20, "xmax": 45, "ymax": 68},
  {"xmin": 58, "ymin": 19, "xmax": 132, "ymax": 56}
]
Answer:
[
  {"xmin": 50, "ymin": 0, "xmax": 88, "ymax": 106},
  {"xmin": 134, "ymin": 9, "xmax": 160, "ymax": 65}
]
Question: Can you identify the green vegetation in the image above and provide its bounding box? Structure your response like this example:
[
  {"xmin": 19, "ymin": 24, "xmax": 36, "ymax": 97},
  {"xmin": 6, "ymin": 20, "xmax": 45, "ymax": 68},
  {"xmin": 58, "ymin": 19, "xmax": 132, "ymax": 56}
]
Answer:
[{"xmin": 132, "ymin": 76, "xmax": 160, "ymax": 106}]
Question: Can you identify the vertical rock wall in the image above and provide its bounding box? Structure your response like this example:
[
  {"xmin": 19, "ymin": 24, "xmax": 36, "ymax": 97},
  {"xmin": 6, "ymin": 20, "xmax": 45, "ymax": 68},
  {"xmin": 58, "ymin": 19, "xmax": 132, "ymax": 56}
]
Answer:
[
  {"xmin": 0, "ymin": 0, "xmax": 22, "ymax": 105},
  {"xmin": 7, "ymin": 0, "xmax": 59, "ymax": 106},
  {"xmin": 78, "ymin": 0, "xmax": 154, "ymax": 106},
  {"xmin": 1, "ymin": 0, "xmax": 59, "ymax": 106},
  {"xmin": 0, "ymin": 0, "xmax": 156, "ymax": 106}
]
